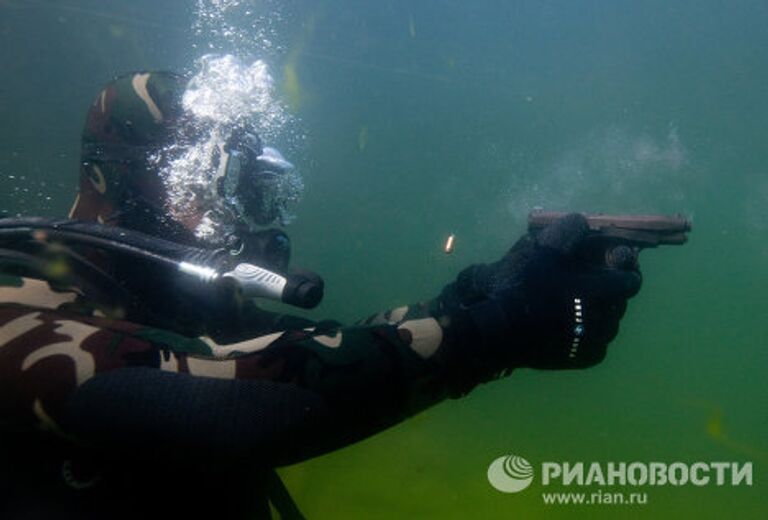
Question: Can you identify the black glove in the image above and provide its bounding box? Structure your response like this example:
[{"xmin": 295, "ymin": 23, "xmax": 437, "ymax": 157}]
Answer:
[{"xmin": 439, "ymin": 214, "xmax": 641, "ymax": 387}]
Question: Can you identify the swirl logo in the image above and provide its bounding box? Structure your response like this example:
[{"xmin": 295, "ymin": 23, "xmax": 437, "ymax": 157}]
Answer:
[{"xmin": 487, "ymin": 454, "xmax": 535, "ymax": 493}]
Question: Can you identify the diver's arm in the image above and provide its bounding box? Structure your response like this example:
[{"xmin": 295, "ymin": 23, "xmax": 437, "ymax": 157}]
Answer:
[
  {"xmin": 230, "ymin": 213, "xmax": 643, "ymax": 458},
  {"xmin": 0, "ymin": 215, "xmax": 640, "ymax": 466}
]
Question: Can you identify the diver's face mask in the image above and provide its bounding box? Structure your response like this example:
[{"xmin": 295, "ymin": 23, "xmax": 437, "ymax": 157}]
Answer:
[{"xmin": 215, "ymin": 128, "xmax": 298, "ymax": 227}]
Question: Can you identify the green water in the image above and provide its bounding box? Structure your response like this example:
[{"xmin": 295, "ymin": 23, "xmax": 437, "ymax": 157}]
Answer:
[{"xmin": 1, "ymin": 0, "xmax": 766, "ymax": 518}]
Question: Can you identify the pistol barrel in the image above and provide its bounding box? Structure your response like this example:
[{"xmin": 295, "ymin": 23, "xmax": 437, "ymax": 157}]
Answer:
[{"xmin": 528, "ymin": 210, "xmax": 692, "ymax": 246}]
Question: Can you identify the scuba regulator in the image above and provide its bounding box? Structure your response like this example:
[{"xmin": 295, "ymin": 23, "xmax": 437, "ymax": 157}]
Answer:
[{"xmin": 0, "ymin": 217, "xmax": 323, "ymax": 329}]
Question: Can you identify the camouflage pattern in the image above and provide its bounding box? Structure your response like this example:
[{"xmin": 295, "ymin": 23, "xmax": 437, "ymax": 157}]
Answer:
[
  {"xmin": 69, "ymin": 72, "xmax": 188, "ymax": 228},
  {"xmin": 0, "ymin": 275, "xmax": 459, "ymax": 449},
  {"xmin": 0, "ymin": 71, "xmax": 491, "ymax": 517},
  {"xmin": 0, "ymin": 272, "xmax": 469, "ymax": 520}
]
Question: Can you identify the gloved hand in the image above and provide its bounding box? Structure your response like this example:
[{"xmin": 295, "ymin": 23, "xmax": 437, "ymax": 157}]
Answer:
[{"xmin": 439, "ymin": 213, "xmax": 641, "ymax": 381}]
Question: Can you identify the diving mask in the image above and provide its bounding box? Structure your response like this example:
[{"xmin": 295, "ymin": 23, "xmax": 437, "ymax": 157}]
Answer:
[{"xmin": 216, "ymin": 128, "xmax": 299, "ymax": 227}]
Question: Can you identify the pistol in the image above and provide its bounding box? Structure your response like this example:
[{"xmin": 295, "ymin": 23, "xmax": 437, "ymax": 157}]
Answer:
[{"xmin": 527, "ymin": 210, "xmax": 692, "ymax": 268}]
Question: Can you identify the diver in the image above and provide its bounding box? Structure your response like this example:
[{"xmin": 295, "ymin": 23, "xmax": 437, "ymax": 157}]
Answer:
[{"xmin": 0, "ymin": 72, "xmax": 641, "ymax": 519}]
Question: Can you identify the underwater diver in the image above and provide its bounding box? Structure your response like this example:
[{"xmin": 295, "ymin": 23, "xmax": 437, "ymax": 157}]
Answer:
[{"xmin": 0, "ymin": 72, "xmax": 642, "ymax": 519}]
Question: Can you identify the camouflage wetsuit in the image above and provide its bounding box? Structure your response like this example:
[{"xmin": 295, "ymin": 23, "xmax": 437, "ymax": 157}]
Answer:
[
  {"xmin": 0, "ymin": 72, "xmax": 639, "ymax": 519},
  {"xmin": 0, "ymin": 73, "xmax": 504, "ymax": 519},
  {"xmin": 0, "ymin": 269, "xmax": 479, "ymax": 518}
]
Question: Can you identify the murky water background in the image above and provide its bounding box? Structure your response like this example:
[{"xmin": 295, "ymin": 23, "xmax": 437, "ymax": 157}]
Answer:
[{"xmin": 1, "ymin": 0, "xmax": 766, "ymax": 517}]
